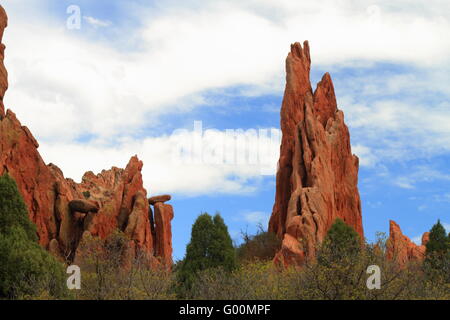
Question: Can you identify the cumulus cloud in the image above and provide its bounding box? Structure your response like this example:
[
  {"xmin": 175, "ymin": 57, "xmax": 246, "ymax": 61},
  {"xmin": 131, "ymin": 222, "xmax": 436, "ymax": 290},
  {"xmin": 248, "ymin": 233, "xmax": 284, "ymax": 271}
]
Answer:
[{"xmin": 39, "ymin": 124, "xmax": 280, "ymax": 196}]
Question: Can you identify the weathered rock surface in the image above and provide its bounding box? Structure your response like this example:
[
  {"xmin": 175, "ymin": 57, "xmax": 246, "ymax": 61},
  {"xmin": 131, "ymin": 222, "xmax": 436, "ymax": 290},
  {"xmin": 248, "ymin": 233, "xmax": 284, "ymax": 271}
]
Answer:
[
  {"xmin": 269, "ymin": 41, "xmax": 364, "ymax": 267},
  {"xmin": 148, "ymin": 194, "xmax": 171, "ymax": 205},
  {"xmin": 386, "ymin": 220, "xmax": 428, "ymax": 267},
  {"xmin": 0, "ymin": 6, "xmax": 7, "ymax": 117},
  {"xmin": 153, "ymin": 202, "xmax": 174, "ymax": 266},
  {"xmin": 0, "ymin": 7, "xmax": 173, "ymax": 268}
]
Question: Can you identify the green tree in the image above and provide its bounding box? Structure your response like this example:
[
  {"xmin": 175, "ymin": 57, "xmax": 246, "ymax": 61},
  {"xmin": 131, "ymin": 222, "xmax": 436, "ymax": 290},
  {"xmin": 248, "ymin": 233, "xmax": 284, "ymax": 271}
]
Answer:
[
  {"xmin": 210, "ymin": 214, "xmax": 236, "ymax": 271},
  {"xmin": 318, "ymin": 218, "xmax": 361, "ymax": 265},
  {"xmin": 424, "ymin": 220, "xmax": 449, "ymax": 282},
  {"xmin": 177, "ymin": 212, "xmax": 236, "ymax": 295},
  {"xmin": 0, "ymin": 173, "xmax": 66, "ymax": 299}
]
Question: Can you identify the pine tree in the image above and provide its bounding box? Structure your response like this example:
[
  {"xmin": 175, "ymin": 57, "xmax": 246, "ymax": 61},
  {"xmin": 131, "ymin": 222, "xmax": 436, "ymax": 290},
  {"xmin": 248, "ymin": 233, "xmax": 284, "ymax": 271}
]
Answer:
[
  {"xmin": 318, "ymin": 218, "xmax": 361, "ymax": 265},
  {"xmin": 424, "ymin": 220, "xmax": 449, "ymax": 281},
  {"xmin": 177, "ymin": 212, "xmax": 236, "ymax": 294},
  {"xmin": 210, "ymin": 214, "xmax": 237, "ymax": 272},
  {"xmin": 0, "ymin": 173, "xmax": 66, "ymax": 299}
]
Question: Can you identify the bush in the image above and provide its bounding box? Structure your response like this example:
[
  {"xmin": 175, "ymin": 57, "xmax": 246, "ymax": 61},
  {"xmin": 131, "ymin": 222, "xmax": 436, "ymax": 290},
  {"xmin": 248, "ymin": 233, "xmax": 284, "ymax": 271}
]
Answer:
[
  {"xmin": 236, "ymin": 224, "xmax": 281, "ymax": 263},
  {"xmin": 76, "ymin": 230, "xmax": 175, "ymax": 300},
  {"xmin": 0, "ymin": 173, "xmax": 66, "ymax": 299}
]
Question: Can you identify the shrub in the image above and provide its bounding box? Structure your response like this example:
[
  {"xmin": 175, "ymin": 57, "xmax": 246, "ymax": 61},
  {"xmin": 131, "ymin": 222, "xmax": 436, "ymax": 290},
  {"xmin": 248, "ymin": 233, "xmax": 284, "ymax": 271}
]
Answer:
[
  {"xmin": 236, "ymin": 224, "xmax": 281, "ymax": 263},
  {"xmin": 76, "ymin": 230, "xmax": 175, "ymax": 300}
]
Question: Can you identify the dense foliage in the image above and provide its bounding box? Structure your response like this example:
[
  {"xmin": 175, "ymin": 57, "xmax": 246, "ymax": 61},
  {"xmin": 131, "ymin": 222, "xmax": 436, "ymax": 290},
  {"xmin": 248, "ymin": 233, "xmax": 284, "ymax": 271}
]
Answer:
[
  {"xmin": 424, "ymin": 220, "xmax": 450, "ymax": 283},
  {"xmin": 176, "ymin": 213, "xmax": 237, "ymax": 296},
  {"xmin": 0, "ymin": 173, "xmax": 66, "ymax": 299}
]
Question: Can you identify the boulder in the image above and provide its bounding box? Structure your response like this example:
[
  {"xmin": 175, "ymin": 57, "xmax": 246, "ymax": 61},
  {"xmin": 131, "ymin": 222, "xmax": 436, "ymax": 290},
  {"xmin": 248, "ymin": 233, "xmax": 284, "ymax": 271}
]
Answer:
[{"xmin": 148, "ymin": 194, "xmax": 171, "ymax": 205}]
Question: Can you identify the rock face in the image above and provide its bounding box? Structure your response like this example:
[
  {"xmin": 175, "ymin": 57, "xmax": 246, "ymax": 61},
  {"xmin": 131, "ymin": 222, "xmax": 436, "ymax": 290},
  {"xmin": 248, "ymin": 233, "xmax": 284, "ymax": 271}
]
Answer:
[
  {"xmin": 152, "ymin": 202, "xmax": 174, "ymax": 266},
  {"xmin": 386, "ymin": 220, "xmax": 428, "ymax": 267},
  {"xmin": 0, "ymin": 7, "xmax": 173, "ymax": 268},
  {"xmin": 269, "ymin": 41, "xmax": 364, "ymax": 267},
  {"xmin": 0, "ymin": 6, "xmax": 7, "ymax": 117}
]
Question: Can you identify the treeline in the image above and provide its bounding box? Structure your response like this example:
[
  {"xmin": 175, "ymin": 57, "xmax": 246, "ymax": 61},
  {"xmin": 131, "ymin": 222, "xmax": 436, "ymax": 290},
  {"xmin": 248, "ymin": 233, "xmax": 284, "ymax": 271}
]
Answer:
[{"xmin": 0, "ymin": 173, "xmax": 449, "ymax": 300}]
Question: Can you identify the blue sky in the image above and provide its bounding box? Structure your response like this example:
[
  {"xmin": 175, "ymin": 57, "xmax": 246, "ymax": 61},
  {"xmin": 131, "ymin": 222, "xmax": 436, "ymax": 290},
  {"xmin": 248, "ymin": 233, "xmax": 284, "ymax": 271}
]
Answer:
[{"xmin": 2, "ymin": 0, "xmax": 450, "ymax": 260}]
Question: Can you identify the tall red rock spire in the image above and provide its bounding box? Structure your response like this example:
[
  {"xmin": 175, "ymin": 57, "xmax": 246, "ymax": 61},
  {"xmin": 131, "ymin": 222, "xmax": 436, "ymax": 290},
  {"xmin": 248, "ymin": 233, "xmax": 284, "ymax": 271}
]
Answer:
[{"xmin": 269, "ymin": 41, "xmax": 364, "ymax": 266}]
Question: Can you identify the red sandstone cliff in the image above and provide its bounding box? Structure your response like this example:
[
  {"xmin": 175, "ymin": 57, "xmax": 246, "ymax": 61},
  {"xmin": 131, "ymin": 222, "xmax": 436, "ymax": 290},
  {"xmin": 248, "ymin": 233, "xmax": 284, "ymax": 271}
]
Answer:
[
  {"xmin": 269, "ymin": 41, "xmax": 364, "ymax": 267},
  {"xmin": 386, "ymin": 220, "xmax": 429, "ymax": 267},
  {"xmin": 0, "ymin": 7, "xmax": 173, "ymax": 268}
]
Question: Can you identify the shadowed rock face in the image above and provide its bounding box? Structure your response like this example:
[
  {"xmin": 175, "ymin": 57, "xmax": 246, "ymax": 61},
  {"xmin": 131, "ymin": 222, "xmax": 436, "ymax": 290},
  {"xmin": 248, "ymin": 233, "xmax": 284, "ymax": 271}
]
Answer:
[
  {"xmin": 386, "ymin": 220, "xmax": 428, "ymax": 267},
  {"xmin": 0, "ymin": 7, "xmax": 173, "ymax": 268},
  {"xmin": 269, "ymin": 41, "xmax": 364, "ymax": 267}
]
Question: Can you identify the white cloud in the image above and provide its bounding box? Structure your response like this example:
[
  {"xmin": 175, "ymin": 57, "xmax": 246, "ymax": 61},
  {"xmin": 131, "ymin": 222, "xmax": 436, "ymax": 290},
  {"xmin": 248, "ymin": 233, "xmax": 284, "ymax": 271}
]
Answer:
[
  {"xmin": 233, "ymin": 210, "xmax": 270, "ymax": 226},
  {"xmin": 411, "ymin": 235, "xmax": 422, "ymax": 245},
  {"xmin": 83, "ymin": 16, "xmax": 112, "ymax": 28},
  {"xmin": 243, "ymin": 211, "xmax": 270, "ymax": 225},
  {"xmin": 39, "ymin": 125, "xmax": 280, "ymax": 196},
  {"xmin": 394, "ymin": 177, "xmax": 415, "ymax": 190},
  {"xmin": 352, "ymin": 144, "xmax": 378, "ymax": 167},
  {"xmin": 391, "ymin": 166, "xmax": 450, "ymax": 190},
  {"xmin": 1, "ymin": 0, "xmax": 450, "ymax": 194},
  {"xmin": 3, "ymin": 0, "xmax": 450, "ymax": 141}
]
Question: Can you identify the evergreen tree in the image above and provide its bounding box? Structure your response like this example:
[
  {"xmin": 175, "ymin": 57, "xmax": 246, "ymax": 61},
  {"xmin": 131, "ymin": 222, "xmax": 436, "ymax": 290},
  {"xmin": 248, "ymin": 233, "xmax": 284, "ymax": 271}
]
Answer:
[
  {"xmin": 0, "ymin": 173, "xmax": 66, "ymax": 299},
  {"xmin": 318, "ymin": 218, "xmax": 361, "ymax": 265},
  {"xmin": 210, "ymin": 214, "xmax": 237, "ymax": 271},
  {"xmin": 177, "ymin": 212, "xmax": 236, "ymax": 294},
  {"xmin": 424, "ymin": 220, "xmax": 449, "ymax": 281}
]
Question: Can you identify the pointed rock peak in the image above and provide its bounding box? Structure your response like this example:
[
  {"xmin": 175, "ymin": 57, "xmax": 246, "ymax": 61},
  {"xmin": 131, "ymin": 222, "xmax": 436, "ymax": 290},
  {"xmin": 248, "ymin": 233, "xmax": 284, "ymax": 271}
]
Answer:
[
  {"xmin": 286, "ymin": 41, "xmax": 312, "ymax": 93},
  {"xmin": 317, "ymin": 72, "xmax": 334, "ymax": 91},
  {"xmin": 290, "ymin": 40, "xmax": 311, "ymax": 64},
  {"xmin": 0, "ymin": 6, "xmax": 7, "ymax": 40},
  {"xmin": 389, "ymin": 220, "xmax": 401, "ymax": 232},
  {"xmin": 126, "ymin": 155, "xmax": 143, "ymax": 172},
  {"xmin": 387, "ymin": 220, "xmax": 427, "ymax": 267},
  {"xmin": 313, "ymin": 72, "xmax": 337, "ymax": 127}
]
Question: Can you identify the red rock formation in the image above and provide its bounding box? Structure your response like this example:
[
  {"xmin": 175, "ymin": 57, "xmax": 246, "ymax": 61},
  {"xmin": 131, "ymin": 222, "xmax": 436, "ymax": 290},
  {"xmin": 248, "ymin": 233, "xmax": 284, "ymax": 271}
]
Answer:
[
  {"xmin": 386, "ymin": 220, "xmax": 428, "ymax": 267},
  {"xmin": 152, "ymin": 202, "xmax": 174, "ymax": 266},
  {"xmin": 0, "ymin": 6, "xmax": 7, "ymax": 117},
  {"xmin": 269, "ymin": 41, "xmax": 364, "ymax": 267},
  {"xmin": 0, "ymin": 7, "xmax": 173, "ymax": 268}
]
